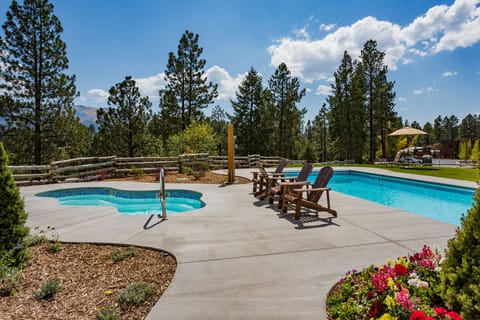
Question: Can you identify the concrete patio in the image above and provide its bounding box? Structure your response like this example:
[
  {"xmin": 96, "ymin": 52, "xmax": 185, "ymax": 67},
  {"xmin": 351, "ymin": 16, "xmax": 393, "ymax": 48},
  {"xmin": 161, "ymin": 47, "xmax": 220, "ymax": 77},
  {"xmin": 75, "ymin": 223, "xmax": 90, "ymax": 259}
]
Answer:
[{"xmin": 20, "ymin": 167, "xmax": 476, "ymax": 319}]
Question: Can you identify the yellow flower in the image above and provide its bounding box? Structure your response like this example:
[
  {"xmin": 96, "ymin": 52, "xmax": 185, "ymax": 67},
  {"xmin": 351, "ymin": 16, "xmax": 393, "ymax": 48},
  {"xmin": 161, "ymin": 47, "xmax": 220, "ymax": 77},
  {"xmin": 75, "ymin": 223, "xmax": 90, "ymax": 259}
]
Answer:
[
  {"xmin": 104, "ymin": 290, "xmax": 113, "ymax": 295},
  {"xmin": 378, "ymin": 313, "xmax": 398, "ymax": 320},
  {"xmin": 384, "ymin": 295, "xmax": 397, "ymax": 310},
  {"xmin": 387, "ymin": 277, "xmax": 395, "ymax": 288},
  {"xmin": 386, "ymin": 258, "xmax": 393, "ymax": 266}
]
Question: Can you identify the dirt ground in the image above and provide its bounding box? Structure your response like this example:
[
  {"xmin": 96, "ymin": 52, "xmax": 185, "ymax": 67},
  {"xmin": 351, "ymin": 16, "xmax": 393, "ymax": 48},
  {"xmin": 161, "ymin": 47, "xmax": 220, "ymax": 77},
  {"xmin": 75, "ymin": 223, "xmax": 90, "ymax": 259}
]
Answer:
[{"xmin": 0, "ymin": 171, "xmax": 251, "ymax": 319}]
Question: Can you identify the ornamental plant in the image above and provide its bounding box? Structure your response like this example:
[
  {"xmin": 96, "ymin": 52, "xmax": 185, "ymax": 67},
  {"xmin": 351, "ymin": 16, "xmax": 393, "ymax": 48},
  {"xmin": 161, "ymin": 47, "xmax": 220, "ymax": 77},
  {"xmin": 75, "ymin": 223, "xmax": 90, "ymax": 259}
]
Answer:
[
  {"xmin": 327, "ymin": 245, "xmax": 462, "ymax": 320},
  {"xmin": 0, "ymin": 142, "xmax": 29, "ymax": 267},
  {"xmin": 440, "ymin": 187, "xmax": 480, "ymax": 319}
]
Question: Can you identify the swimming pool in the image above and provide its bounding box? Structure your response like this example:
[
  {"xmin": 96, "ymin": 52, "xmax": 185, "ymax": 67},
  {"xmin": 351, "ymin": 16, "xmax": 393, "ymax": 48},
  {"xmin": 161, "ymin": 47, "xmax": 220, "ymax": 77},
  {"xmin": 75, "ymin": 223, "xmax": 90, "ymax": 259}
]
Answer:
[
  {"xmin": 286, "ymin": 170, "xmax": 475, "ymax": 226},
  {"xmin": 36, "ymin": 188, "xmax": 205, "ymax": 215}
]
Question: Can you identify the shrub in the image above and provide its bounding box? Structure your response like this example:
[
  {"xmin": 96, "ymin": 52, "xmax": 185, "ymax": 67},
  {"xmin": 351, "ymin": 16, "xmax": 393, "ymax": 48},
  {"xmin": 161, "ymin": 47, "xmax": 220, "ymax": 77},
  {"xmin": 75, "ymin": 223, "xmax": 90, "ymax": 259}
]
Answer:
[
  {"xmin": 440, "ymin": 187, "xmax": 480, "ymax": 319},
  {"xmin": 96, "ymin": 305, "xmax": 119, "ymax": 320},
  {"xmin": 110, "ymin": 246, "xmax": 137, "ymax": 262},
  {"xmin": 118, "ymin": 282, "xmax": 153, "ymax": 309},
  {"xmin": 34, "ymin": 278, "xmax": 61, "ymax": 300},
  {"xmin": 0, "ymin": 263, "xmax": 21, "ymax": 296},
  {"xmin": 0, "ymin": 143, "xmax": 30, "ymax": 267}
]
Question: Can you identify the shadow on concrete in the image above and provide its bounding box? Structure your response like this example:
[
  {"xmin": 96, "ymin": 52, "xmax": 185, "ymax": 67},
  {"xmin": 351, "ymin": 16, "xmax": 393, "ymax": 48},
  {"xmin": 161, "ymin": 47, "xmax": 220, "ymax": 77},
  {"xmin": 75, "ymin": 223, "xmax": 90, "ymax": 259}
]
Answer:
[{"xmin": 143, "ymin": 214, "xmax": 167, "ymax": 229}]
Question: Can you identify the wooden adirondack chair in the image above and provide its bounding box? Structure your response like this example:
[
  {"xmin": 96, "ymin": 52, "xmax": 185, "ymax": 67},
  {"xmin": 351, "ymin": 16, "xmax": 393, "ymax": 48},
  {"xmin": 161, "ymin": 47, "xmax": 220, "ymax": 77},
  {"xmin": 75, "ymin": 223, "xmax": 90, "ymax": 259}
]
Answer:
[
  {"xmin": 252, "ymin": 159, "xmax": 287, "ymax": 195},
  {"xmin": 268, "ymin": 162, "xmax": 313, "ymax": 207},
  {"xmin": 282, "ymin": 166, "xmax": 337, "ymax": 220}
]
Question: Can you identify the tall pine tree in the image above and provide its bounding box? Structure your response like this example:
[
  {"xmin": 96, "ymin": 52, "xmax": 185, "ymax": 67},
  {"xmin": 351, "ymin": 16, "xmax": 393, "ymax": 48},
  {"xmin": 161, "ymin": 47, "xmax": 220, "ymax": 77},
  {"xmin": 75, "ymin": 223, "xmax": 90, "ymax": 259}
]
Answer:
[
  {"xmin": 162, "ymin": 30, "xmax": 218, "ymax": 131},
  {"xmin": 268, "ymin": 63, "xmax": 306, "ymax": 158},
  {"xmin": 360, "ymin": 40, "xmax": 396, "ymax": 162},
  {"xmin": 0, "ymin": 0, "xmax": 78, "ymax": 164},
  {"xmin": 93, "ymin": 76, "xmax": 153, "ymax": 157},
  {"xmin": 327, "ymin": 51, "xmax": 366, "ymax": 162},
  {"xmin": 231, "ymin": 67, "xmax": 265, "ymax": 155}
]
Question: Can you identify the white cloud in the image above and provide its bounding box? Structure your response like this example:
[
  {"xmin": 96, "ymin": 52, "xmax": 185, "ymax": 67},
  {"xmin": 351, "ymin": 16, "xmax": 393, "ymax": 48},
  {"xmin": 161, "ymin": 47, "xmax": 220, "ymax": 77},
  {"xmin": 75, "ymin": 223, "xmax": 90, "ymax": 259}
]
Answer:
[
  {"xmin": 316, "ymin": 85, "xmax": 331, "ymax": 96},
  {"xmin": 87, "ymin": 89, "xmax": 109, "ymax": 103},
  {"xmin": 320, "ymin": 23, "xmax": 336, "ymax": 32},
  {"xmin": 398, "ymin": 97, "xmax": 407, "ymax": 102},
  {"xmin": 205, "ymin": 65, "xmax": 246, "ymax": 100},
  {"xmin": 413, "ymin": 86, "xmax": 437, "ymax": 95},
  {"xmin": 293, "ymin": 27, "xmax": 310, "ymax": 40},
  {"xmin": 268, "ymin": 0, "xmax": 480, "ymax": 83},
  {"xmin": 134, "ymin": 73, "xmax": 167, "ymax": 102},
  {"xmin": 442, "ymin": 70, "xmax": 458, "ymax": 77}
]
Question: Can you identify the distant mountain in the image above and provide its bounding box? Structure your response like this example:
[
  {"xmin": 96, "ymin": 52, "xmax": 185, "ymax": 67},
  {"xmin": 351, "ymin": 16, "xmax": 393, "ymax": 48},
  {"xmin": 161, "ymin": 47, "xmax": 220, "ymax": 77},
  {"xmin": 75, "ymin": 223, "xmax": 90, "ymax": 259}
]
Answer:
[{"xmin": 74, "ymin": 105, "xmax": 98, "ymax": 127}]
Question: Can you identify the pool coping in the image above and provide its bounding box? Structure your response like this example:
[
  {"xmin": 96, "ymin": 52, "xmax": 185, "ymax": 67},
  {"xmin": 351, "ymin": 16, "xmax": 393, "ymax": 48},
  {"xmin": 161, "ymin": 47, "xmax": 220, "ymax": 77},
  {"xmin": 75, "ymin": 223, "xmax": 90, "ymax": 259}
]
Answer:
[{"xmin": 20, "ymin": 167, "xmax": 477, "ymax": 319}]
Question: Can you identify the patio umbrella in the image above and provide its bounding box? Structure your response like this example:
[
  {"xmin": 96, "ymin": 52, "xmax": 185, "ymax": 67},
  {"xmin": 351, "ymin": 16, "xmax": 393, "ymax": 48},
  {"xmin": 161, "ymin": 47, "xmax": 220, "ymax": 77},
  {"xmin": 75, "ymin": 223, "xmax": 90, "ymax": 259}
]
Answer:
[{"xmin": 388, "ymin": 127, "xmax": 427, "ymax": 136}]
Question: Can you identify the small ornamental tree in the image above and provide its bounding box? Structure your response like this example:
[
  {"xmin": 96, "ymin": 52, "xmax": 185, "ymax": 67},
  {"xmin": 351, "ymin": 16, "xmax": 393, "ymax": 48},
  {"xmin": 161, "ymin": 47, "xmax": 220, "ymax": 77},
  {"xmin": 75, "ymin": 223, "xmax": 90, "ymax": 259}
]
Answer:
[
  {"xmin": 0, "ymin": 143, "xmax": 29, "ymax": 267},
  {"xmin": 440, "ymin": 186, "xmax": 480, "ymax": 319}
]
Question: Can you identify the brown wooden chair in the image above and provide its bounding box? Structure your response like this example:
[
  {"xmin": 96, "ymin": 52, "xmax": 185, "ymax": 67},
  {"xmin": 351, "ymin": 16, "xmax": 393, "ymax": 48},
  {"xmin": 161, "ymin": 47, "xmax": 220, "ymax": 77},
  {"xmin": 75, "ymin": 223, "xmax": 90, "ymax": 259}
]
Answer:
[
  {"xmin": 268, "ymin": 162, "xmax": 313, "ymax": 207},
  {"xmin": 252, "ymin": 160, "xmax": 287, "ymax": 195},
  {"xmin": 282, "ymin": 166, "xmax": 337, "ymax": 220}
]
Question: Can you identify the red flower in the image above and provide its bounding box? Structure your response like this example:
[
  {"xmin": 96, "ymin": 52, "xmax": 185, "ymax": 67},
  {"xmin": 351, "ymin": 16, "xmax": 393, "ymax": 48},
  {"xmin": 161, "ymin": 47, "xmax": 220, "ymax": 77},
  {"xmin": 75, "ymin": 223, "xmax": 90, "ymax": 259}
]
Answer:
[
  {"xmin": 394, "ymin": 263, "xmax": 409, "ymax": 276},
  {"xmin": 367, "ymin": 291, "xmax": 375, "ymax": 300},
  {"xmin": 435, "ymin": 307, "xmax": 448, "ymax": 316},
  {"xmin": 368, "ymin": 300, "xmax": 382, "ymax": 318},
  {"xmin": 410, "ymin": 310, "xmax": 428, "ymax": 320},
  {"xmin": 447, "ymin": 311, "xmax": 462, "ymax": 320}
]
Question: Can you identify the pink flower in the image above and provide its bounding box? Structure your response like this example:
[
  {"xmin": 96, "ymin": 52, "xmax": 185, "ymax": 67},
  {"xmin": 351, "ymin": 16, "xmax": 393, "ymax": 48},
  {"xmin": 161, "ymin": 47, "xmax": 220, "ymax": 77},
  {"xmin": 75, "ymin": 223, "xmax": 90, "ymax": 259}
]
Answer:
[{"xmin": 396, "ymin": 287, "xmax": 413, "ymax": 311}]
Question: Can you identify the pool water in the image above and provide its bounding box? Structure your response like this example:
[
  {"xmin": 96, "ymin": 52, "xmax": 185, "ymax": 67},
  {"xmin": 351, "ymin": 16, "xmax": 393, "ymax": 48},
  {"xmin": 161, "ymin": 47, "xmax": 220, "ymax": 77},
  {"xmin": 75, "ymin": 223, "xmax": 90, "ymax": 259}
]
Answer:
[
  {"xmin": 287, "ymin": 170, "xmax": 475, "ymax": 226},
  {"xmin": 37, "ymin": 188, "xmax": 204, "ymax": 215}
]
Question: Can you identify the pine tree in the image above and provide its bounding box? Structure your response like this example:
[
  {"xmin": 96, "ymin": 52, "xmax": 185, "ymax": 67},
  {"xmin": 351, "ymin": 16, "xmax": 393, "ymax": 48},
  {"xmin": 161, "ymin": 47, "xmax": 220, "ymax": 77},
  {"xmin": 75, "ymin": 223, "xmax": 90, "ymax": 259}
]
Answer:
[
  {"xmin": 231, "ymin": 67, "xmax": 265, "ymax": 155},
  {"xmin": 440, "ymin": 187, "xmax": 480, "ymax": 319},
  {"xmin": 0, "ymin": 0, "xmax": 78, "ymax": 164},
  {"xmin": 360, "ymin": 40, "xmax": 396, "ymax": 162},
  {"xmin": 327, "ymin": 51, "xmax": 366, "ymax": 162},
  {"xmin": 163, "ymin": 30, "xmax": 218, "ymax": 131},
  {"xmin": 312, "ymin": 103, "xmax": 330, "ymax": 162},
  {"xmin": 0, "ymin": 142, "xmax": 29, "ymax": 267},
  {"xmin": 268, "ymin": 63, "xmax": 306, "ymax": 158},
  {"xmin": 93, "ymin": 76, "xmax": 153, "ymax": 157}
]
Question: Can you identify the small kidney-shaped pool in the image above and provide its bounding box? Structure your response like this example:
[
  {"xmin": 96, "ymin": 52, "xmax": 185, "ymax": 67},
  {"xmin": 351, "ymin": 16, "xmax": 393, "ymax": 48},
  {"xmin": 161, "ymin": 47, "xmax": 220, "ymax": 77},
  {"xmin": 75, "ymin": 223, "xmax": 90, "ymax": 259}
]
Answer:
[{"xmin": 36, "ymin": 187, "xmax": 205, "ymax": 215}]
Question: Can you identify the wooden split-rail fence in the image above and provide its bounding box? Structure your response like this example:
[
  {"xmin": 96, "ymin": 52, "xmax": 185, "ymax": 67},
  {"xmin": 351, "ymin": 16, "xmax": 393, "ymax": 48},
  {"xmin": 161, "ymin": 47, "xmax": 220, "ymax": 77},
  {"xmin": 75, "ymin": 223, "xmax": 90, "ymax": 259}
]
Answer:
[{"xmin": 8, "ymin": 154, "xmax": 297, "ymax": 186}]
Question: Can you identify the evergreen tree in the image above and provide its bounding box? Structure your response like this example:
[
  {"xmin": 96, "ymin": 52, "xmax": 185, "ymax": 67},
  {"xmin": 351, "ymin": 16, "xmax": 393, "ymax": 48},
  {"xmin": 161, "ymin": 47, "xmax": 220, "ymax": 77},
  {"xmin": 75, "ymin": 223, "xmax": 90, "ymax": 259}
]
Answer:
[
  {"xmin": 360, "ymin": 40, "xmax": 396, "ymax": 162},
  {"xmin": 0, "ymin": 0, "xmax": 78, "ymax": 164},
  {"xmin": 433, "ymin": 115, "xmax": 445, "ymax": 141},
  {"xmin": 163, "ymin": 30, "xmax": 218, "ymax": 131},
  {"xmin": 268, "ymin": 63, "xmax": 306, "ymax": 158},
  {"xmin": 0, "ymin": 142, "xmax": 29, "ymax": 267},
  {"xmin": 231, "ymin": 67, "xmax": 265, "ymax": 155},
  {"xmin": 312, "ymin": 103, "xmax": 330, "ymax": 162},
  {"xmin": 327, "ymin": 51, "xmax": 366, "ymax": 162},
  {"xmin": 440, "ymin": 187, "xmax": 480, "ymax": 319},
  {"xmin": 459, "ymin": 114, "xmax": 477, "ymax": 143},
  {"xmin": 207, "ymin": 105, "xmax": 229, "ymax": 156},
  {"xmin": 93, "ymin": 76, "xmax": 153, "ymax": 157},
  {"xmin": 443, "ymin": 115, "xmax": 459, "ymax": 141}
]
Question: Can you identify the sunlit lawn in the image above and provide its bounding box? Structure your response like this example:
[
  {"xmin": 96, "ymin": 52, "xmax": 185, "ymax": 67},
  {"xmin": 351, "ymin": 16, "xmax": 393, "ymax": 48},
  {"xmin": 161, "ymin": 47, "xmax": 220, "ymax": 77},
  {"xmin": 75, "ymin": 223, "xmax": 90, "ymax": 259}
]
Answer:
[{"xmin": 286, "ymin": 163, "xmax": 478, "ymax": 182}]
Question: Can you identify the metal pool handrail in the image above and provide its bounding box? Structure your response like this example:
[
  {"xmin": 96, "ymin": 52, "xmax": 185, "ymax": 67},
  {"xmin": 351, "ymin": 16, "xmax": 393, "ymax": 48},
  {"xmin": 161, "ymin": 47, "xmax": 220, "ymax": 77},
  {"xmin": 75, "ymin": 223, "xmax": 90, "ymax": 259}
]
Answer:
[{"xmin": 159, "ymin": 167, "xmax": 167, "ymax": 219}]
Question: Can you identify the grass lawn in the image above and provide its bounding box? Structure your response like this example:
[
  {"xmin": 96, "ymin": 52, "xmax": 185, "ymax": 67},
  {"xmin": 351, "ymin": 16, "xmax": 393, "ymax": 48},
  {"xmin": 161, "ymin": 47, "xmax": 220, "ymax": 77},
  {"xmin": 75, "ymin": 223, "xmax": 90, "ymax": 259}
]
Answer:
[{"xmin": 286, "ymin": 163, "xmax": 478, "ymax": 182}]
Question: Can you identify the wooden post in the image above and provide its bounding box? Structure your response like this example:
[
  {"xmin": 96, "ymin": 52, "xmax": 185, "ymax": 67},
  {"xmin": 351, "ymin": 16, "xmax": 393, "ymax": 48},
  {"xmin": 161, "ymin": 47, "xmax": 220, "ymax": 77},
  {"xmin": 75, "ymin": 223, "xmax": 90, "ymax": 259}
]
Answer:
[{"xmin": 227, "ymin": 124, "xmax": 235, "ymax": 184}]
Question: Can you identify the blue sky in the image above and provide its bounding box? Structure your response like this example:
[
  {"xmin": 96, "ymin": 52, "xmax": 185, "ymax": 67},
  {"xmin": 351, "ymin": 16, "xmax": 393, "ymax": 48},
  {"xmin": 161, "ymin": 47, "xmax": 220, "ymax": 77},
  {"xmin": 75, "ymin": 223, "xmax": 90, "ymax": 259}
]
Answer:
[{"xmin": 1, "ymin": 0, "xmax": 479, "ymax": 125}]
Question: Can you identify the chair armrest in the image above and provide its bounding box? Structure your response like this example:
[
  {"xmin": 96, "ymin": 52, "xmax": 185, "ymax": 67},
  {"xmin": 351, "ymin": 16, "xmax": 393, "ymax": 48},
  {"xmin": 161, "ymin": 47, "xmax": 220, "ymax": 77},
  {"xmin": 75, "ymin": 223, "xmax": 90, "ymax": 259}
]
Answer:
[
  {"xmin": 306, "ymin": 187, "xmax": 331, "ymax": 192},
  {"xmin": 277, "ymin": 181, "xmax": 308, "ymax": 187},
  {"xmin": 292, "ymin": 187, "xmax": 330, "ymax": 194}
]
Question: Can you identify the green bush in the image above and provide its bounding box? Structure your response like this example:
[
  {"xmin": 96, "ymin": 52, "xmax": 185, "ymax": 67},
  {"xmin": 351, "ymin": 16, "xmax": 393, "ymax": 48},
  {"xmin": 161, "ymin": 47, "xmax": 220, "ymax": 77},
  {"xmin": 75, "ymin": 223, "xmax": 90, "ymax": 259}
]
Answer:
[
  {"xmin": 109, "ymin": 246, "xmax": 137, "ymax": 262},
  {"xmin": 96, "ymin": 305, "xmax": 119, "ymax": 320},
  {"xmin": 118, "ymin": 281, "xmax": 153, "ymax": 309},
  {"xmin": 440, "ymin": 187, "xmax": 480, "ymax": 319},
  {"xmin": 0, "ymin": 143, "xmax": 29, "ymax": 267},
  {"xmin": 34, "ymin": 278, "xmax": 61, "ymax": 300}
]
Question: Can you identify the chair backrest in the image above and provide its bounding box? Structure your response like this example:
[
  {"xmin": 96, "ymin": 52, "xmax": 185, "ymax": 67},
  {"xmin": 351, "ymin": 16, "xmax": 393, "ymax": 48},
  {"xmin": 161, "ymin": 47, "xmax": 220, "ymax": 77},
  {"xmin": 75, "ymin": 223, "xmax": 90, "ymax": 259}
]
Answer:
[
  {"xmin": 256, "ymin": 161, "xmax": 264, "ymax": 170},
  {"xmin": 296, "ymin": 163, "xmax": 313, "ymax": 182},
  {"xmin": 274, "ymin": 159, "xmax": 288, "ymax": 174},
  {"xmin": 307, "ymin": 166, "xmax": 334, "ymax": 203}
]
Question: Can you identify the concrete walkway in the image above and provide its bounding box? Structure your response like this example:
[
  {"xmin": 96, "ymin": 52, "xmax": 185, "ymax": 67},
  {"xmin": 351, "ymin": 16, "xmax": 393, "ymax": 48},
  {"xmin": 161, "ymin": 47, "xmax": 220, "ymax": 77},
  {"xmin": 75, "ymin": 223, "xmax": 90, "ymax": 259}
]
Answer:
[{"xmin": 20, "ymin": 168, "xmax": 476, "ymax": 319}]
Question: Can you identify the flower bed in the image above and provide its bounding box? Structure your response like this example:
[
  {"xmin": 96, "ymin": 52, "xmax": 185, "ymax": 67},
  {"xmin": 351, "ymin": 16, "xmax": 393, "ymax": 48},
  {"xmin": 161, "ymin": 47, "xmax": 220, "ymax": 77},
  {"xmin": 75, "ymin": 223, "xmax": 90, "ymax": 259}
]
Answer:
[{"xmin": 326, "ymin": 245, "xmax": 462, "ymax": 320}]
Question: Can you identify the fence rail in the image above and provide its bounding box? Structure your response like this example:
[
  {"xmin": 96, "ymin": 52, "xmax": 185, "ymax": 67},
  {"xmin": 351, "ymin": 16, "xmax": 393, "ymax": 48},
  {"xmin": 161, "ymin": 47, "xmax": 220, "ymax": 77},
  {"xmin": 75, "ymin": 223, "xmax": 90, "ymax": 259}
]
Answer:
[{"xmin": 8, "ymin": 154, "xmax": 291, "ymax": 185}]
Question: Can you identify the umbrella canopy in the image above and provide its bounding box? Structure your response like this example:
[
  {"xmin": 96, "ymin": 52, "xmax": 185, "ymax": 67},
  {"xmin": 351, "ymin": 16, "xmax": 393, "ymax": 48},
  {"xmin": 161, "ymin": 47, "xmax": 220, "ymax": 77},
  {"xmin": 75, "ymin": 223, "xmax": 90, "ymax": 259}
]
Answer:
[{"xmin": 388, "ymin": 127, "xmax": 427, "ymax": 136}]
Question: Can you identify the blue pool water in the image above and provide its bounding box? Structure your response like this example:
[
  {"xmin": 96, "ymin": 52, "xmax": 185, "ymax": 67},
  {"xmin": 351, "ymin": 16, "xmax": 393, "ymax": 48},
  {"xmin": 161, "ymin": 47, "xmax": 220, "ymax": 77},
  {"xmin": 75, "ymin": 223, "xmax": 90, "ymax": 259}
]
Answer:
[
  {"xmin": 286, "ymin": 170, "xmax": 475, "ymax": 226},
  {"xmin": 37, "ymin": 188, "xmax": 205, "ymax": 215}
]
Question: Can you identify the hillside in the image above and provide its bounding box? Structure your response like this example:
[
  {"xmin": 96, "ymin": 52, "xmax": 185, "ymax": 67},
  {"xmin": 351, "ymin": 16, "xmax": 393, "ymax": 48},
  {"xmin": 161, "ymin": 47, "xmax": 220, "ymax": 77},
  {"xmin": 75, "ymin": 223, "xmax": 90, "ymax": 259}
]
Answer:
[{"xmin": 74, "ymin": 104, "xmax": 98, "ymax": 127}]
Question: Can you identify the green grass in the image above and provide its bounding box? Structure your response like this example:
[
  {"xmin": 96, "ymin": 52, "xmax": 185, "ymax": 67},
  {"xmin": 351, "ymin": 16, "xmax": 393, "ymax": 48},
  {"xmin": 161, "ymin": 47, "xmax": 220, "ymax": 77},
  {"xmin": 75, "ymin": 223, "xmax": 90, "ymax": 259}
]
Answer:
[{"xmin": 286, "ymin": 163, "xmax": 478, "ymax": 182}]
